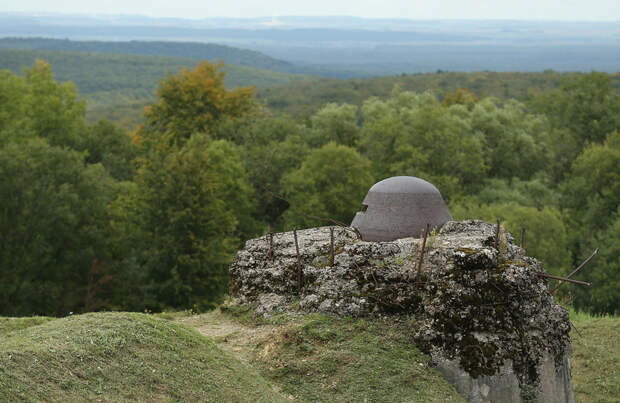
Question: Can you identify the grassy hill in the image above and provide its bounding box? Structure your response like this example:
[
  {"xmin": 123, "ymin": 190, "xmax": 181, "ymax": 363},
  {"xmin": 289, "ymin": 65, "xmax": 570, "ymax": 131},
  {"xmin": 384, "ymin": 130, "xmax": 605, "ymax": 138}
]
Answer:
[
  {"xmin": 0, "ymin": 312, "xmax": 285, "ymax": 402},
  {"xmin": 1, "ymin": 307, "xmax": 617, "ymax": 401}
]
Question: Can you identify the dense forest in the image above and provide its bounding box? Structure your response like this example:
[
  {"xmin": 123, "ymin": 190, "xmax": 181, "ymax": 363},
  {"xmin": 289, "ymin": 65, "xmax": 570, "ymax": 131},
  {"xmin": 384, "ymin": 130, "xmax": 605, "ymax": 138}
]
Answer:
[
  {"xmin": 2, "ymin": 39, "xmax": 619, "ymax": 127},
  {"xmin": 258, "ymin": 70, "xmax": 620, "ymax": 118},
  {"xmin": 0, "ymin": 37, "xmax": 298, "ymax": 73},
  {"xmin": 0, "ymin": 47, "xmax": 311, "ymax": 127},
  {"xmin": 1, "ymin": 59, "xmax": 618, "ymax": 318}
]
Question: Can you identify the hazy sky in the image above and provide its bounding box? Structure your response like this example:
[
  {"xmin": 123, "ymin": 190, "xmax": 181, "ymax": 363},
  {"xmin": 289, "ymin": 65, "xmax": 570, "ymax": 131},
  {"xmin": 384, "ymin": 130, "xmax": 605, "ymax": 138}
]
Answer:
[{"xmin": 1, "ymin": 0, "xmax": 619, "ymax": 21}]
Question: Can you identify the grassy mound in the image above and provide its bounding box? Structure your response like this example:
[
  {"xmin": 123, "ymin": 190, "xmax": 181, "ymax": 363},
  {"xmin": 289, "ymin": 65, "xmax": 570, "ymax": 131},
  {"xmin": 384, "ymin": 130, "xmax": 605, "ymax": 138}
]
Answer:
[
  {"xmin": 0, "ymin": 312, "xmax": 285, "ymax": 402},
  {"xmin": 178, "ymin": 307, "xmax": 465, "ymax": 402},
  {"xmin": 250, "ymin": 314, "xmax": 464, "ymax": 402}
]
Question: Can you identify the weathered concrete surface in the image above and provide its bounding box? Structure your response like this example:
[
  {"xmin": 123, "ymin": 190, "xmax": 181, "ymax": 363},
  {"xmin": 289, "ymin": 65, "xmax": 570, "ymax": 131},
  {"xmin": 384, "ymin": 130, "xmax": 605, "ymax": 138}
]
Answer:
[
  {"xmin": 230, "ymin": 220, "xmax": 574, "ymax": 402},
  {"xmin": 433, "ymin": 351, "xmax": 574, "ymax": 403}
]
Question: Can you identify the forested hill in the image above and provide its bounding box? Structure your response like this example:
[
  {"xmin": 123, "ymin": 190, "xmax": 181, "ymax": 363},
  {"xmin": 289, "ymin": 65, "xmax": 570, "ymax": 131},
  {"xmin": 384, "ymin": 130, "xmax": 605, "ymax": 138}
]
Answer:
[
  {"xmin": 0, "ymin": 47, "xmax": 310, "ymax": 116},
  {"xmin": 258, "ymin": 70, "xmax": 620, "ymax": 118},
  {"xmin": 0, "ymin": 37, "xmax": 296, "ymax": 74}
]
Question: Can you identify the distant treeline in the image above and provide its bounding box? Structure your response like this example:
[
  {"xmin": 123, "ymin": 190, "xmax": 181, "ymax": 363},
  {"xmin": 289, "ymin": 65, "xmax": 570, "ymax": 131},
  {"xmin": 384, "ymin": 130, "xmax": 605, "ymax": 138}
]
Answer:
[
  {"xmin": 0, "ymin": 37, "xmax": 348, "ymax": 78},
  {"xmin": 255, "ymin": 43, "xmax": 620, "ymax": 77},
  {"xmin": 258, "ymin": 70, "xmax": 620, "ymax": 119},
  {"xmin": 0, "ymin": 47, "xmax": 312, "ymax": 128},
  {"xmin": 0, "ymin": 37, "xmax": 295, "ymax": 73},
  {"xmin": 2, "ymin": 44, "xmax": 619, "ymax": 130}
]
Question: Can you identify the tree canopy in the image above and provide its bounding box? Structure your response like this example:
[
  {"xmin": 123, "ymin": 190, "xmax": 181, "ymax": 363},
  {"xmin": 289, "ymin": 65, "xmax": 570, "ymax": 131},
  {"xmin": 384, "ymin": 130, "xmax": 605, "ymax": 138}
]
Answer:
[
  {"xmin": 282, "ymin": 142, "xmax": 374, "ymax": 228},
  {"xmin": 0, "ymin": 139, "xmax": 114, "ymax": 316},
  {"xmin": 139, "ymin": 61, "xmax": 255, "ymax": 144}
]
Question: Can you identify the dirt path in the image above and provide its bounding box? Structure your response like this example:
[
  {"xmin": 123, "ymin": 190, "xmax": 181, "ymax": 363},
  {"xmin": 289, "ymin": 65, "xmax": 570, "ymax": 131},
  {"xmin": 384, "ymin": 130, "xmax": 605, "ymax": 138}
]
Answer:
[
  {"xmin": 174, "ymin": 311, "xmax": 298, "ymax": 401},
  {"xmin": 174, "ymin": 311, "xmax": 279, "ymax": 363}
]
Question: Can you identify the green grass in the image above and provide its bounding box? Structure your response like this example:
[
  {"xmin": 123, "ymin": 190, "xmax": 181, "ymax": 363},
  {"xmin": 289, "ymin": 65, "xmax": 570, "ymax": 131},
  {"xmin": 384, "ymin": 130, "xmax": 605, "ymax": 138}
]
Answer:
[
  {"xmin": 0, "ymin": 312, "xmax": 285, "ymax": 402},
  {"xmin": 258, "ymin": 315, "xmax": 464, "ymax": 402},
  {"xmin": 0, "ymin": 308, "xmax": 616, "ymax": 402},
  {"xmin": 0, "ymin": 316, "xmax": 55, "ymax": 336},
  {"xmin": 195, "ymin": 308, "xmax": 465, "ymax": 402},
  {"xmin": 570, "ymin": 310, "xmax": 620, "ymax": 403}
]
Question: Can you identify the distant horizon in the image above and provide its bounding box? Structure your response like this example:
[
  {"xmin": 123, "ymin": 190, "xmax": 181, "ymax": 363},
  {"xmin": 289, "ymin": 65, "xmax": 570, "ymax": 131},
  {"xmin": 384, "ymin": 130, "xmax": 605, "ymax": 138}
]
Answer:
[
  {"xmin": 2, "ymin": 11, "xmax": 619, "ymax": 23},
  {"xmin": 2, "ymin": 0, "xmax": 620, "ymax": 22}
]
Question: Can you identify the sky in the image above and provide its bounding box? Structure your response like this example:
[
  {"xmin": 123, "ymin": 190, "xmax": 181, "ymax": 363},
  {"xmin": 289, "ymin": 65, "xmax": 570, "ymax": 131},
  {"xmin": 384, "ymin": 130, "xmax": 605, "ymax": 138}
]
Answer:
[{"xmin": 1, "ymin": 0, "xmax": 619, "ymax": 21}]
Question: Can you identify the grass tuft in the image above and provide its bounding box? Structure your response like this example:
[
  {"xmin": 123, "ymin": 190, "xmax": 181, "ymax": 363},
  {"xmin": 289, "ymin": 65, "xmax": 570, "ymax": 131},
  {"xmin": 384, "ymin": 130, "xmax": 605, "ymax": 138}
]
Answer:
[{"xmin": 0, "ymin": 316, "xmax": 56, "ymax": 336}]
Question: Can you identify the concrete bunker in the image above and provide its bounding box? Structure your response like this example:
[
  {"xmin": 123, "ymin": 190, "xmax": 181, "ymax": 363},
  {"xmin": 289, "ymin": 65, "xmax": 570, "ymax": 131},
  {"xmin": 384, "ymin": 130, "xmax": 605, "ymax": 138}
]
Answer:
[
  {"xmin": 230, "ymin": 222, "xmax": 575, "ymax": 402},
  {"xmin": 351, "ymin": 176, "xmax": 452, "ymax": 241}
]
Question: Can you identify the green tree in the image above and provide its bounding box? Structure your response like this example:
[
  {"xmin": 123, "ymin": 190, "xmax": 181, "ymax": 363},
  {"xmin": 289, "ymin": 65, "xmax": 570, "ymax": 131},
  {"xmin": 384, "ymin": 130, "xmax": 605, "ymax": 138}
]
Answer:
[
  {"xmin": 130, "ymin": 136, "xmax": 254, "ymax": 310},
  {"xmin": 0, "ymin": 68, "xmax": 28, "ymax": 144},
  {"xmin": 470, "ymin": 98, "xmax": 550, "ymax": 181},
  {"xmin": 570, "ymin": 210, "xmax": 620, "ymax": 315},
  {"xmin": 126, "ymin": 62, "xmax": 259, "ymax": 310},
  {"xmin": 474, "ymin": 176, "xmax": 560, "ymax": 210},
  {"xmin": 81, "ymin": 119, "xmax": 137, "ymax": 181},
  {"xmin": 531, "ymin": 72, "xmax": 620, "ymax": 182},
  {"xmin": 308, "ymin": 103, "xmax": 360, "ymax": 148},
  {"xmin": 216, "ymin": 114, "xmax": 310, "ymax": 230},
  {"xmin": 561, "ymin": 131, "xmax": 620, "ymax": 300},
  {"xmin": 282, "ymin": 142, "xmax": 374, "ymax": 229},
  {"xmin": 532, "ymin": 72, "xmax": 620, "ymax": 145},
  {"xmin": 360, "ymin": 90, "xmax": 487, "ymax": 200},
  {"xmin": 0, "ymin": 60, "xmax": 85, "ymax": 148},
  {"xmin": 358, "ymin": 94, "xmax": 408, "ymax": 179},
  {"xmin": 562, "ymin": 130, "xmax": 620, "ymax": 239},
  {"xmin": 0, "ymin": 139, "xmax": 114, "ymax": 316},
  {"xmin": 441, "ymin": 87, "xmax": 481, "ymax": 109}
]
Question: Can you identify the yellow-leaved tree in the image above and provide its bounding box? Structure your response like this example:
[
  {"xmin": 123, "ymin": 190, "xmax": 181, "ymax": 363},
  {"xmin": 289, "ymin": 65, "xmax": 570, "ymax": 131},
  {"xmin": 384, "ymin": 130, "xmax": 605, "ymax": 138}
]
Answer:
[{"xmin": 138, "ymin": 61, "xmax": 255, "ymax": 144}]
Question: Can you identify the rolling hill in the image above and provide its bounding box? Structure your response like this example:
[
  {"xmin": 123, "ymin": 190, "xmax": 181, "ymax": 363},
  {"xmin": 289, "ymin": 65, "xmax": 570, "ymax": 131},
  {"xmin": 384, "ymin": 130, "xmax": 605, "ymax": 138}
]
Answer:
[
  {"xmin": 0, "ymin": 37, "xmax": 296, "ymax": 73},
  {"xmin": 0, "ymin": 47, "xmax": 312, "ymax": 126},
  {"xmin": 0, "ymin": 312, "xmax": 285, "ymax": 401}
]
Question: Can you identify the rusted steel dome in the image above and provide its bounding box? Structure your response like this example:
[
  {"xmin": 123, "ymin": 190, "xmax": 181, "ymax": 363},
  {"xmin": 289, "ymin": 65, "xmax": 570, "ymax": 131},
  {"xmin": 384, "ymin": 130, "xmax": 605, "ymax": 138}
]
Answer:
[{"xmin": 350, "ymin": 176, "xmax": 452, "ymax": 241}]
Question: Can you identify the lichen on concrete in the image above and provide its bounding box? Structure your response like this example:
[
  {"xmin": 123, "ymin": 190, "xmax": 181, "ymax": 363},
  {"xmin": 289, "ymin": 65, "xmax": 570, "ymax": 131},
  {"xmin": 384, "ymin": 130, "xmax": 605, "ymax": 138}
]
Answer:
[{"xmin": 229, "ymin": 220, "xmax": 574, "ymax": 402}]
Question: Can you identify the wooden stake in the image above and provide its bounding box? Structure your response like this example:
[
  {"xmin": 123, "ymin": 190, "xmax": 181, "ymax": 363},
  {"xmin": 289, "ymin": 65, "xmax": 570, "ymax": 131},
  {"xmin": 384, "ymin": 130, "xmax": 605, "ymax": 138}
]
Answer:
[
  {"xmin": 267, "ymin": 233, "xmax": 274, "ymax": 260},
  {"xmin": 293, "ymin": 227, "xmax": 303, "ymax": 292},
  {"xmin": 415, "ymin": 224, "xmax": 430, "ymax": 292},
  {"xmin": 329, "ymin": 226, "xmax": 335, "ymax": 266},
  {"xmin": 495, "ymin": 219, "xmax": 501, "ymax": 251},
  {"xmin": 535, "ymin": 272, "xmax": 591, "ymax": 286},
  {"xmin": 551, "ymin": 248, "xmax": 598, "ymax": 294}
]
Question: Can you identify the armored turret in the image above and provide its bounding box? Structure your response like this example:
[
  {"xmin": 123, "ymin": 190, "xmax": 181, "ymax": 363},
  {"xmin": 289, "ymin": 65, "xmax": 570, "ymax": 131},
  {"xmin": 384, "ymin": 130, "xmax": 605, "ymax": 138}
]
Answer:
[{"xmin": 351, "ymin": 176, "xmax": 452, "ymax": 241}]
